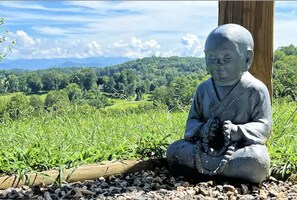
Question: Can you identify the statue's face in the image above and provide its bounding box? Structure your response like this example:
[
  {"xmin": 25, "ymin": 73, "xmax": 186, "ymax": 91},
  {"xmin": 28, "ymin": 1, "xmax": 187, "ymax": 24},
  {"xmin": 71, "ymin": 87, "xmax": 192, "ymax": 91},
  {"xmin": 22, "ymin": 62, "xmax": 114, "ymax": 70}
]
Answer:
[{"xmin": 204, "ymin": 37, "xmax": 245, "ymax": 86}]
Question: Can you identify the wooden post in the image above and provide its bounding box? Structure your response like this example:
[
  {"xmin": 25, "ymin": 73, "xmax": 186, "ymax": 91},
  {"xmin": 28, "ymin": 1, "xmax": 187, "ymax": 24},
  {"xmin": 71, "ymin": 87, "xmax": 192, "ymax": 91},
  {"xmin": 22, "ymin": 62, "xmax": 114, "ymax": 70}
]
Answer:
[{"xmin": 218, "ymin": 1, "xmax": 274, "ymax": 98}]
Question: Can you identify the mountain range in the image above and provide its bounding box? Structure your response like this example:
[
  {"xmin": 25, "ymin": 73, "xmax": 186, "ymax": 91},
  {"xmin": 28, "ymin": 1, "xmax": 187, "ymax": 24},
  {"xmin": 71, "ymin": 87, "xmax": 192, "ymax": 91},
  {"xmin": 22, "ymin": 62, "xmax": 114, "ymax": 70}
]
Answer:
[{"xmin": 0, "ymin": 57, "xmax": 133, "ymax": 70}]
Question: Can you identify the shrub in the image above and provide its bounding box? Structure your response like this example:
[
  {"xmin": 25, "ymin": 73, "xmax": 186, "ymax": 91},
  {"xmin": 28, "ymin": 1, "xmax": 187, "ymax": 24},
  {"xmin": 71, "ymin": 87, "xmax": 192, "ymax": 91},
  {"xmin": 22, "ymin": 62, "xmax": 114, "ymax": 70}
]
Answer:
[
  {"xmin": 44, "ymin": 90, "xmax": 70, "ymax": 112},
  {"xmin": 65, "ymin": 83, "xmax": 82, "ymax": 103},
  {"xmin": 29, "ymin": 95, "xmax": 44, "ymax": 114},
  {"xmin": 6, "ymin": 93, "xmax": 30, "ymax": 119},
  {"xmin": 82, "ymin": 89, "xmax": 110, "ymax": 109}
]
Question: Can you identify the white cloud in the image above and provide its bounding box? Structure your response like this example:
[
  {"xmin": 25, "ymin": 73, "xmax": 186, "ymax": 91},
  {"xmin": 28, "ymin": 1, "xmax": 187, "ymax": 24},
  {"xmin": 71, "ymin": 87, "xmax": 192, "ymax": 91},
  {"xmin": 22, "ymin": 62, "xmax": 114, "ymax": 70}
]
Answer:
[
  {"xmin": 180, "ymin": 34, "xmax": 203, "ymax": 57},
  {"xmin": 0, "ymin": 1, "xmax": 219, "ymax": 59},
  {"xmin": 181, "ymin": 34, "xmax": 199, "ymax": 49},
  {"xmin": 1, "ymin": 1, "xmax": 218, "ymax": 41},
  {"xmin": 15, "ymin": 30, "xmax": 36, "ymax": 49},
  {"xmin": 3, "ymin": 1, "xmax": 297, "ymax": 59},
  {"xmin": 64, "ymin": 40, "xmax": 103, "ymax": 58},
  {"xmin": 84, "ymin": 41, "xmax": 103, "ymax": 57},
  {"xmin": 32, "ymin": 26, "xmax": 69, "ymax": 36},
  {"xmin": 0, "ymin": 1, "xmax": 86, "ymax": 13},
  {"xmin": 36, "ymin": 48, "xmax": 62, "ymax": 59},
  {"xmin": 6, "ymin": 29, "xmax": 206, "ymax": 59},
  {"xmin": 107, "ymin": 37, "xmax": 161, "ymax": 58},
  {"xmin": 0, "ymin": 1, "xmax": 47, "ymax": 10},
  {"xmin": 66, "ymin": 1, "xmax": 217, "ymax": 17},
  {"xmin": 6, "ymin": 31, "xmax": 38, "ymax": 59},
  {"xmin": 7, "ymin": 30, "xmax": 163, "ymax": 59},
  {"xmin": 7, "ymin": 31, "xmax": 95, "ymax": 59}
]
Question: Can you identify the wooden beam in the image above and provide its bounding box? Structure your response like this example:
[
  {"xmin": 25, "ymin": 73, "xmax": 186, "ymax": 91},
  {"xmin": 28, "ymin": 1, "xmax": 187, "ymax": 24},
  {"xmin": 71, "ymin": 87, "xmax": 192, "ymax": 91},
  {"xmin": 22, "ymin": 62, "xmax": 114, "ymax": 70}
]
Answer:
[
  {"xmin": 0, "ymin": 159, "xmax": 166, "ymax": 190},
  {"xmin": 218, "ymin": 1, "xmax": 274, "ymax": 98}
]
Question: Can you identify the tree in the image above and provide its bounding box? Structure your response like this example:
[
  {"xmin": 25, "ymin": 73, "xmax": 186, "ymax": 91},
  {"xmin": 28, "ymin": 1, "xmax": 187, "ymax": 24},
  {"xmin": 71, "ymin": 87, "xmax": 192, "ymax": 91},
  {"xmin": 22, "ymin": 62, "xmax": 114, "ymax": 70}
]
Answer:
[
  {"xmin": 107, "ymin": 69, "xmax": 137, "ymax": 99},
  {"xmin": 105, "ymin": 77, "xmax": 116, "ymax": 93},
  {"xmin": 151, "ymin": 74, "xmax": 208, "ymax": 111},
  {"xmin": 0, "ymin": 18, "xmax": 15, "ymax": 62},
  {"xmin": 72, "ymin": 69, "xmax": 97, "ymax": 91},
  {"xmin": 0, "ymin": 18, "xmax": 4, "ymax": 62},
  {"xmin": 29, "ymin": 95, "xmax": 44, "ymax": 114},
  {"xmin": 82, "ymin": 89, "xmax": 109, "ymax": 108},
  {"xmin": 0, "ymin": 78, "xmax": 6, "ymax": 94},
  {"xmin": 6, "ymin": 93, "xmax": 30, "ymax": 119},
  {"xmin": 5, "ymin": 74, "xmax": 19, "ymax": 93},
  {"xmin": 135, "ymin": 82, "xmax": 146, "ymax": 101},
  {"xmin": 18, "ymin": 74, "xmax": 30, "ymax": 93},
  {"xmin": 273, "ymin": 46, "xmax": 297, "ymax": 101},
  {"xmin": 44, "ymin": 90, "xmax": 70, "ymax": 112},
  {"xmin": 42, "ymin": 71, "xmax": 63, "ymax": 91},
  {"xmin": 151, "ymin": 86, "xmax": 173, "ymax": 108},
  {"xmin": 97, "ymin": 75, "xmax": 109, "ymax": 86},
  {"xmin": 27, "ymin": 73, "xmax": 43, "ymax": 93},
  {"xmin": 278, "ymin": 44, "xmax": 297, "ymax": 56},
  {"xmin": 92, "ymin": 57, "xmax": 207, "ymax": 99},
  {"xmin": 58, "ymin": 74, "xmax": 70, "ymax": 89},
  {"xmin": 65, "ymin": 83, "xmax": 82, "ymax": 103},
  {"xmin": 82, "ymin": 68, "xmax": 97, "ymax": 90}
]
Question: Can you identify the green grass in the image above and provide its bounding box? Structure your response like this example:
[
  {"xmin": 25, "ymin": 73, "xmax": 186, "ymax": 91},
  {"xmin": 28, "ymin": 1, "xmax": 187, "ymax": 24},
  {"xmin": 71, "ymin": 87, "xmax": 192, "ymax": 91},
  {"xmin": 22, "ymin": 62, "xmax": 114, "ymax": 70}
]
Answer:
[
  {"xmin": 104, "ymin": 99, "xmax": 148, "ymax": 110},
  {"xmin": 0, "ymin": 107, "xmax": 186, "ymax": 175},
  {"xmin": 268, "ymin": 99, "xmax": 297, "ymax": 179},
  {"xmin": 0, "ymin": 96, "xmax": 296, "ymax": 180}
]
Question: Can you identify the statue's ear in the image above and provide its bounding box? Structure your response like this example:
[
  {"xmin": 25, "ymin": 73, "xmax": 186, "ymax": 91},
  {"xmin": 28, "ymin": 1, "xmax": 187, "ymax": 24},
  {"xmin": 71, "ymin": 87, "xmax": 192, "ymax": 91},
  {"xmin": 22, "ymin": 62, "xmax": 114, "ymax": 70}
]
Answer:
[{"xmin": 245, "ymin": 50, "xmax": 254, "ymax": 71}]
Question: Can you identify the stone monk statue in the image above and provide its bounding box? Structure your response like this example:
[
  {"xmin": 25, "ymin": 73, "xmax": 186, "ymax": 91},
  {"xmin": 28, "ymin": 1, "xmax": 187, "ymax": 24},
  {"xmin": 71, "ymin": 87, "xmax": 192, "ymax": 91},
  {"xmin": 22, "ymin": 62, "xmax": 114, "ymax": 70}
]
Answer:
[{"xmin": 166, "ymin": 23, "xmax": 272, "ymax": 183}]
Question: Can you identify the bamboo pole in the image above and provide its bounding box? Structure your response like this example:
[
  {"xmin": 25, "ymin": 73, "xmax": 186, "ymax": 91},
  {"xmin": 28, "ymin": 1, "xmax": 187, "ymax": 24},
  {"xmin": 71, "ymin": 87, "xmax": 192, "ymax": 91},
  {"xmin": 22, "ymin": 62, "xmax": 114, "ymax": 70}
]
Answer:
[
  {"xmin": 218, "ymin": 1, "xmax": 274, "ymax": 98},
  {"xmin": 0, "ymin": 159, "xmax": 166, "ymax": 190}
]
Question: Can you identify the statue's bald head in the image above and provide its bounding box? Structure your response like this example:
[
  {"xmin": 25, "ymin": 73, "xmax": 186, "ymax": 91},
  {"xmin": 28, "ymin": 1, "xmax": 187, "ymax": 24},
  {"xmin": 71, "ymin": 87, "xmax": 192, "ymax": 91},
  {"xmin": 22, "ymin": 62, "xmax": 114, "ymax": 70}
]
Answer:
[
  {"xmin": 205, "ymin": 23, "xmax": 254, "ymax": 51},
  {"xmin": 204, "ymin": 24, "xmax": 254, "ymax": 72}
]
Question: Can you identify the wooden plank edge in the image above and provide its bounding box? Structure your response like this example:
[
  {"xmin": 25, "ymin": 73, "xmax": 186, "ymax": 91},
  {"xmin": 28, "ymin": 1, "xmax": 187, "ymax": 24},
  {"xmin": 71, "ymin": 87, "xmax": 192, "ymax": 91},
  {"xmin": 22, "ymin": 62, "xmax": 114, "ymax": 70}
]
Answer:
[{"xmin": 0, "ymin": 158, "xmax": 167, "ymax": 190}]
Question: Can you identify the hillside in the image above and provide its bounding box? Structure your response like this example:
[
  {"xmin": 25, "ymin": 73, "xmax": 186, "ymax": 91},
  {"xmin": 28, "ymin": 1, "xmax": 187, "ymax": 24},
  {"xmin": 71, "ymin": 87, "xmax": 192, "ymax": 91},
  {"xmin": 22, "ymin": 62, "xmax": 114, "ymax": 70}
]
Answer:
[
  {"xmin": 97, "ymin": 56, "xmax": 206, "ymax": 77},
  {"xmin": 95, "ymin": 56, "xmax": 207, "ymax": 103},
  {"xmin": 0, "ymin": 56, "xmax": 207, "ymax": 104}
]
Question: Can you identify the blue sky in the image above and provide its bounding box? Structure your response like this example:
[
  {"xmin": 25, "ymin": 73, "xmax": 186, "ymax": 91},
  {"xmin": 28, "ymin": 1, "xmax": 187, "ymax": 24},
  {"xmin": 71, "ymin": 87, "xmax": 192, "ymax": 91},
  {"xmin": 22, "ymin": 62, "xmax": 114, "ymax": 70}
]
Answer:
[{"xmin": 0, "ymin": 1, "xmax": 297, "ymax": 60}]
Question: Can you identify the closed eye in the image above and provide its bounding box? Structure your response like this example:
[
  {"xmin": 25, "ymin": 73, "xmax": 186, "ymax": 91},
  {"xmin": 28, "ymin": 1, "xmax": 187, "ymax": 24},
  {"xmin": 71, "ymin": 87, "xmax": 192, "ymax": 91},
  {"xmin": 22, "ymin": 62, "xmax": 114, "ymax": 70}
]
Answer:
[
  {"xmin": 224, "ymin": 54, "xmax": 232, "ymax": 59},
  {"xmin": 207, "ymin": 56, "xmax": 216, "ymax": 61}
]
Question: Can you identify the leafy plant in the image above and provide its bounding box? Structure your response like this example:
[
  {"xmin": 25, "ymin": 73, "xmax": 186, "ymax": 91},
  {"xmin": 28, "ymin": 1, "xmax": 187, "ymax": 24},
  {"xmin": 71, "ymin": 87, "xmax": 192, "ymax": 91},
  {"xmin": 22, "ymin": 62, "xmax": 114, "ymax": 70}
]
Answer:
[
  {"xmin": 0, "ymin": 18, "xmax": 15, "ymax": 62},
  {"xmin": 6, "ymin": 93, "xmax": 30, "ymax": 119}
]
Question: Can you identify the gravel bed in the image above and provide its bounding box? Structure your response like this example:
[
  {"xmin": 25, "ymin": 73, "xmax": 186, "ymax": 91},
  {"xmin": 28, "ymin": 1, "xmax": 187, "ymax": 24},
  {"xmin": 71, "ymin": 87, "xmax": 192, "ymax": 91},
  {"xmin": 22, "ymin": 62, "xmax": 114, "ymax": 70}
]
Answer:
[{"xmin": 1, "ymin": 167, "xmax": 297, "ymax": 200}]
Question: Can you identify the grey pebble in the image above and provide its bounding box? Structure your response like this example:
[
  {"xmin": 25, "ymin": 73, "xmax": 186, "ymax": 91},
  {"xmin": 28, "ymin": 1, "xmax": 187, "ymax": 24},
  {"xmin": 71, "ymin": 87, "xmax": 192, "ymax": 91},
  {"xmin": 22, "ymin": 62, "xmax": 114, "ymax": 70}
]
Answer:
[{"xmin": 1, "ymin": 167, "xmax": 297, "ymax": 200}]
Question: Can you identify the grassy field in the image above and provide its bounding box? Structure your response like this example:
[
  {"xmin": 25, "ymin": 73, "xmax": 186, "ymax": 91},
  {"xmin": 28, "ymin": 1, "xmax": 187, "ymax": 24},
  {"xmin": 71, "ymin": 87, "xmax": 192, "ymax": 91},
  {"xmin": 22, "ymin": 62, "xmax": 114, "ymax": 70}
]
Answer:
[
  {"xmin": 0, "ymin": 106, "xmax": 186, "ymax": 175},
  {"xmin": 0, "ymin": 96, "xmax": 296, "ymax": 179}
]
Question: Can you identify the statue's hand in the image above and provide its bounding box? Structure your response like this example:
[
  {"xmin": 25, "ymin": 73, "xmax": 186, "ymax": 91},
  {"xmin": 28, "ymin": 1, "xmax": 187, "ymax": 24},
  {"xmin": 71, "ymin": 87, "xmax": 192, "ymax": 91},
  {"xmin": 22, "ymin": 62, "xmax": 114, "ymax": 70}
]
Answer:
[
  {"xmin": 208, "ymin": 118, "xmax": 220, "ymax": 138},
  {"xmin": 223, "ymin": 120, "xmax": 242, "ymax": 142},
  {"xmin": 201, "ymin": 118, "xmax": 220, "ymax": 143}
]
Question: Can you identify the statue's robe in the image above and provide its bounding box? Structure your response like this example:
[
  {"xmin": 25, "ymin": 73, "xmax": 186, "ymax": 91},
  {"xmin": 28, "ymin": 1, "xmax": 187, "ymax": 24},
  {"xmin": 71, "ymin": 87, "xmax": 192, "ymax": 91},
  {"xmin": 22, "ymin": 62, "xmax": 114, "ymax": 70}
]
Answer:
[{"xmin": 166, "ymin": 72, "xmax": 272, "ymax": 183}]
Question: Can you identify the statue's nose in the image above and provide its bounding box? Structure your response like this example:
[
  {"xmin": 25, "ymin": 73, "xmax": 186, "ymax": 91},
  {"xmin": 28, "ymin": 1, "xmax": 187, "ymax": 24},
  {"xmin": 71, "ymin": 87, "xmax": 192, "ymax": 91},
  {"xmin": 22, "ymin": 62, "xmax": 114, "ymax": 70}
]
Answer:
[
  {"xmin": 216, "ymin": 58, "xmax": 223, "ymax": 65},
  {"xmin": 216, "ymin": 59, "xmax": 223, "ymax": 71}
]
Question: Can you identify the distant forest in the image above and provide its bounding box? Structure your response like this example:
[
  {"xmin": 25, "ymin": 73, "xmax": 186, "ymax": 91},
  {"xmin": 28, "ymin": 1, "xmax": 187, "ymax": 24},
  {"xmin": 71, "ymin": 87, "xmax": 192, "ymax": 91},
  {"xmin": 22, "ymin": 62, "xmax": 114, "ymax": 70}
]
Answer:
[
  {"xmin": 0, "ymin": 56, "xmax": 207, "ymax": 111},
  {"xmin": 0, "ymin": 44, "xmax": 296, "ymax": 112}
]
